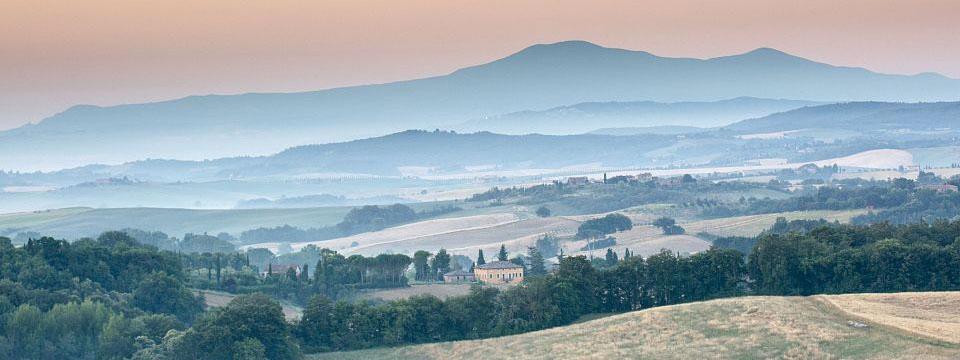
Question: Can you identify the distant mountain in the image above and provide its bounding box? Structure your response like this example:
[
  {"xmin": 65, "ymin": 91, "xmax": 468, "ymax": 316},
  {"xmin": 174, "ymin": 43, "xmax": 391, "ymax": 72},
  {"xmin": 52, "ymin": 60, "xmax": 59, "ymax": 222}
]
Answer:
[
  {"xmin": 111, "ymin": 130, "xmax": 678, "ymax": 179},
  {"xmin": 725, "ymin": 101, "xmax": 960, "ymax": 134},
  {"xmin": 4, "ymin": 40, "xmax": 960, "ymax": 171},
  {"xmin": 4, "ymin": 131, "xmax": 676, "ymax": 184},
  {"xmin": 456, "ymin": 97, "xmax": 823, "ymax": 134}
]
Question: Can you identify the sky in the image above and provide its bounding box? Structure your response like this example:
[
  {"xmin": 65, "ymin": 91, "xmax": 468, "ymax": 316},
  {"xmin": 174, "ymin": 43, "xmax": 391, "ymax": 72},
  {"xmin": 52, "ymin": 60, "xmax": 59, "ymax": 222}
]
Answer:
[{"xmin": 2, "ymin": 0, "xmax": 958, "ymax": 131}]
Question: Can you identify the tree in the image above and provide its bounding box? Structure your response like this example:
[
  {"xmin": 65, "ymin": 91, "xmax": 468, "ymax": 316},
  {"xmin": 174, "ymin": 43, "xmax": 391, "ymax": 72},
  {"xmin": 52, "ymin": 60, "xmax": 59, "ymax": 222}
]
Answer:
[
  {"xmin": 132, "ymin": 271, "xmax": 204, "ymax": 322},
  {"xmin": 604, "ymin": 249, "xmax": 619, "ymax": 267},
  {"xmin": 247, "ymin": 248, "xmax": 275, "ymax": 269},
  {"xmin": 536, "ymin": 206, "xmax": 551, "ymax": 218},
  {"xmin": 528, "ymin": 247, "xmax": 547, "ymax": 276},
  {"xmin": 286, "ymin": 267, "xmax": 299, "ymax": 282},
  {"xmin": 497, "ymin": 245, "xmax": 509, "ymax": 262},
  {"xmin": 233, "ymin": 338, "xmax": 268, "ymax": 360},
  {"xmin": 476, "ymin": 249, "xmax": 486, "ymax": 266},
  {"xmin": 171, "ymin": 294, "xmax": 301, "ymax": 360},
  {"xmin": 535, "ymin": 235, "xmax": 559, "ymax": 258},
  {"xmin": 576, "ymin": 213, "xmax": 632, "ymax": 239},
  {"xmin": 652, "ymin": 217, "xmax": 676, "ymax": 229},
  {"xmin": 653, "ymin": 217, "xmax": 685, "ymax": 235},
  {"xmin": 300, "ymin": 263, "xmax": 310, "ymax": 283},
  {"xmin": 97, "ymin": 231, "xmax": 141, "ymax": 247},
  {"xmin": 413, "ymin": 250, "xmax": 432, "ymax": 281},
  {"xmin": 296, "ymin": 295, "xmax": 334, "ymax": 352},
  {"xmin": 430, "ymin": 249, "xmax": 452, "ymax": 280},
  {"xmin": 98, "ymin": 314, "xmax": 137, "ymax": 359}
]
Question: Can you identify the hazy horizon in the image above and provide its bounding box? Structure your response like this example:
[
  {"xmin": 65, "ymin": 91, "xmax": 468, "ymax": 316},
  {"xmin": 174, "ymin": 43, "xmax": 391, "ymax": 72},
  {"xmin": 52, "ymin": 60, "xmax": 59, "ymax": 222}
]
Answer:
[{"xmin": 3, "ymin": 0, "xmax": 960, "ymax": 130}]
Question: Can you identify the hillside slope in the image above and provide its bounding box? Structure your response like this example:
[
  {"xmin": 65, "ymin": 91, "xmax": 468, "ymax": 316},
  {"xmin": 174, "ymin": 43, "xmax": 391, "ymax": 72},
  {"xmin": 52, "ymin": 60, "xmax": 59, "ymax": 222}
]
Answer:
[
  {"xmin": 311, "ymin": 293, "xmax": 960, "ymax": 360},
  {"xmin": 5, "ymin": 41, "xmax": 960, "ymax": 170},
  {"xmin": 726, "ymin": 101, "xmax": 960, "ymax": 133},
  {"xmin": 454, "ymin": 97, "xmax": 823, "ymax": 135}
]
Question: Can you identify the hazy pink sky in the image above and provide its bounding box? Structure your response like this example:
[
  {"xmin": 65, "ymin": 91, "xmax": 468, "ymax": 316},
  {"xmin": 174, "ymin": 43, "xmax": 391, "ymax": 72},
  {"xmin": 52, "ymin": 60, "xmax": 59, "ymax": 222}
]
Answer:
[{"xmin": 2, "ymin": 0, "xmax": 958, "ymax": 130}]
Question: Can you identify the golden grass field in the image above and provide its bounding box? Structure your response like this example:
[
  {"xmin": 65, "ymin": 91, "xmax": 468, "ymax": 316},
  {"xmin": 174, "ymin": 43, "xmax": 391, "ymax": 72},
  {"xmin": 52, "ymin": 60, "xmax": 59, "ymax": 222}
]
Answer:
[
  {"xmin": 569, "ymin": 209, "xmax": 868, "ymax": 258},
  {"xmin": 239, "ymin": 208, "xmax": 867, "ymax": 261},
  {"xmin": 245, "ymin": 212, "xmax": 580, "ymax": 259},
  {"xmin": 309, "ymin": 292, "xmax": 960, "ymax": 360},
  {"xmin": 820, "ymin": 292, "xmax": 960, "ymax": 344}
]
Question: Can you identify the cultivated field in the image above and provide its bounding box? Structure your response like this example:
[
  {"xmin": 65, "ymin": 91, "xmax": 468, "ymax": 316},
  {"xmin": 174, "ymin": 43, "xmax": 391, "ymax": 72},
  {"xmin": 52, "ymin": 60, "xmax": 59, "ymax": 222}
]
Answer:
[
  {"xmin": 310, "ymin": 292, "xmax": 960, "ymax": 360},
  {"xmin": 568, "ymin": 209, "xmax": 868, "ymax": 258},
  {"xmin": 247, "ymin": 213, "xmax": 580, "ymax": 258},
  {"xmin": 238, "ymin": 208, "xmax": 867, "ymax": 260}
]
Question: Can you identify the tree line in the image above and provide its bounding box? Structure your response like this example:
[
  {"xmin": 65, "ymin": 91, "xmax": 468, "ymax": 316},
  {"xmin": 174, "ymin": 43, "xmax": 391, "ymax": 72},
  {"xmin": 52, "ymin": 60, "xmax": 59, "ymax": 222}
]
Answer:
[
  {"xmin": 7, "ymin": 218, "xmax": 960, "ymax": 359},
  {"xmin": 238, "ymin": 204, "xmax": 460, "ymax": 245}
]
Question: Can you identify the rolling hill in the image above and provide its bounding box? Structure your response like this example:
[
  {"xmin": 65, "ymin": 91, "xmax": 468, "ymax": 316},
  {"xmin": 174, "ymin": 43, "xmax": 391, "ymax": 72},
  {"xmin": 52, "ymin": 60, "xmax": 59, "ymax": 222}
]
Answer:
[
  {"xmin": 1, "ymin": 131, "xmax": 679, "ymax": 184},
  {"xmin": 10, "ymin": 97, "xmax": 959, "ymax": 186},
  {"xmin": 454, "ymin": 97, "xmax": 823, "ymax": 135},
  {"xmin": 726, "ymin": 101, "xmax": 960, "ymax": 134},
  {"xmin": 0, "ymin": 207, "xmax": 354, "ymax": 240},
  {"xmin": 4, "ymin": 40, "xmax": 960, "ymax": 171},
  {"xmin": 310, "ymin": 293, "xmax": 960, "ymax": 360}
]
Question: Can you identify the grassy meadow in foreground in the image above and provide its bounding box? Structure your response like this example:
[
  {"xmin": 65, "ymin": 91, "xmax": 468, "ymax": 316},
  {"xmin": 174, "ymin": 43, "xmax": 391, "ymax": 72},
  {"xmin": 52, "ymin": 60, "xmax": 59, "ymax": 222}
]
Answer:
[{"xmin": 310, "ymin": 293, "xmax": 960, "ymax": 360}]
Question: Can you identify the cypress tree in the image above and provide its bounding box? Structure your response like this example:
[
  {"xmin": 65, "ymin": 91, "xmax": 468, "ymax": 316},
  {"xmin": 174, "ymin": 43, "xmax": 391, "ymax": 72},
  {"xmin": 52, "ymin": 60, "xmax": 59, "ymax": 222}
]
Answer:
[
  {"xmin": 497, "ymin": 244, "xmax": 508, "ymax": 261},
  {"xmin": 528, "ymin": 247, "xmax": 547, "ymax": 276},
  {"xmin": 477, "ymin": 249, "xmax": 486, "ymax": 265}
]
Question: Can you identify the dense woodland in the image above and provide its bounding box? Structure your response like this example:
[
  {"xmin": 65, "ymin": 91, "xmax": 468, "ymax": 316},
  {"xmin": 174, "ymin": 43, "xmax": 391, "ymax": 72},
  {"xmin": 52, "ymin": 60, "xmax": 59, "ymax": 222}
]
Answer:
[{"xmin": 4, "ymin": 218, "xmax": 960, "ymax": 359}]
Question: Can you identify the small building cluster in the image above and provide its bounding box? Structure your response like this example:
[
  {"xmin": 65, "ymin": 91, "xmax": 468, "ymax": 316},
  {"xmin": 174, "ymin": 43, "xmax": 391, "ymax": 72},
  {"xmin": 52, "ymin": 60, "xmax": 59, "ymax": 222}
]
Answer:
[
  {"xmin": 565, "ymin": 172, "xmax": 682, "ymax": 186},
  {"xmin": 261, "ymin": 264, "xmax": 301, "ymax": 278},
  {"xmin": 442, "ymin": 260, "xmax": 524, "ymax": 284}
]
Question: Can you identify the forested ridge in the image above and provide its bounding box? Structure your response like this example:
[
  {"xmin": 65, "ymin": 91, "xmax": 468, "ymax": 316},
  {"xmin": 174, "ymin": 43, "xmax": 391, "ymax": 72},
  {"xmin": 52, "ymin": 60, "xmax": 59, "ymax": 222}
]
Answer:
[{"xmin": 3, "ymin": 217, "xmax": 960, "ymax": 359}]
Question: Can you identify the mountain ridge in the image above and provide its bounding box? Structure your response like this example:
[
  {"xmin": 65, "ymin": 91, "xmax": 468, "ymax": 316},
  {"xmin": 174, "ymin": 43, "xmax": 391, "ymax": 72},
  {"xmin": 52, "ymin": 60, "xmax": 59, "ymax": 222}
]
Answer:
[{"xmin": 4, "ymin": 40, "xmax": 960, "ymax": 171}]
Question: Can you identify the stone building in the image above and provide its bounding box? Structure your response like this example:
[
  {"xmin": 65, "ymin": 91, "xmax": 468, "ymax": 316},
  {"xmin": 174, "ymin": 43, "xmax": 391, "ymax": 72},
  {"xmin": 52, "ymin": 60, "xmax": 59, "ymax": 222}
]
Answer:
[
  {"xmin": 443, "ymin": 270, "xmax": 476, "ymax": 283},
  {"xmin": 474, "ymin": 261, "xmax": 524, "ymax": 284}
]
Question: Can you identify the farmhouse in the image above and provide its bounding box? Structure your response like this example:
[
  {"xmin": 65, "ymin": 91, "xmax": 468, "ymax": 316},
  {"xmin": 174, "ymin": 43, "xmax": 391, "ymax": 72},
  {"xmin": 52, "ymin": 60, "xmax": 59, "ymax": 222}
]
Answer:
[
  {"xmin": 262, "ymin": 264, "xmax": 301, "ymax": 278},
  {"xmin": 474, "ymin": 261, "xmax": 524, "ymax": 284},
  {"xmin": 443, "ymin": 270, "xmax": 476, "ymax": 283}
]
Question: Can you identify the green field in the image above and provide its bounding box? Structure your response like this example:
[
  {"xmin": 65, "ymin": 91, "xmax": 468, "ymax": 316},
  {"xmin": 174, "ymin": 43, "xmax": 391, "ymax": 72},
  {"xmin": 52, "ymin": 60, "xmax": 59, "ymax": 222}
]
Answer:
[
  {"xmin": 309, "ymin": 294, "xmax": 960, "ymax": 360},
  {"xmin": 0, "ymin": 206, "xmax": 354, "ymax": 239}
]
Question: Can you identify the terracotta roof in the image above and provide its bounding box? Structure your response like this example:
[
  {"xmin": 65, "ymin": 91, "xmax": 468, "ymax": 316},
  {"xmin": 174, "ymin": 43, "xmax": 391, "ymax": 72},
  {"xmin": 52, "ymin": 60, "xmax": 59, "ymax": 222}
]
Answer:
[{"xmin": 476, "ymin": 260, "xmax": 523, "ymax": 270}]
